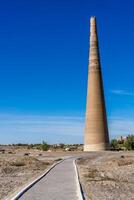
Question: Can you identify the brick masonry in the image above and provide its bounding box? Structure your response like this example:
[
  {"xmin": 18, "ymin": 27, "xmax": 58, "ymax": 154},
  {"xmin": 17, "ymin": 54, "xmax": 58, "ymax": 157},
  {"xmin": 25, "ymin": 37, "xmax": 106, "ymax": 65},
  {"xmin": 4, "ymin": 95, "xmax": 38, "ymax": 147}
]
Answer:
[{"xmin": 84, "ymin": 17, "xmax": 110, "ymax": 151}]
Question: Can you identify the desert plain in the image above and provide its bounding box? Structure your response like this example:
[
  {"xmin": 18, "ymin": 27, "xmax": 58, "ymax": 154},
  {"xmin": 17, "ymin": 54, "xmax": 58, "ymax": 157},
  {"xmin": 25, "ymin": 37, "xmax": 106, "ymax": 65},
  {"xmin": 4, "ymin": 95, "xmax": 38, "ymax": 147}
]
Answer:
[{"xmin": 0, "ymin": 145, "xmax": 134, "ymax": 200}]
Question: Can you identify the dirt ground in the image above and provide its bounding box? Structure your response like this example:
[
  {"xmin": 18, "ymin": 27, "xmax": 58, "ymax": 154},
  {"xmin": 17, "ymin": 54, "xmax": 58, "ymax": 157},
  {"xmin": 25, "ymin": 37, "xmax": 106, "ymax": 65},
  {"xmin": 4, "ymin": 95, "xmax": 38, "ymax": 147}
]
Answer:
[
  {"xmin": 0, "ymin": 145, "xmax": 83, "ymax": 200},
  {"xmin": 1, "ymin": 146, "xmax": 134, "ymax": 200},
  {"xmin": 0, "ymin": 145, "xmax": 72, "ymax": 200},
  {"xmin": 77, "ymin": 151, "xmax": 134, "ymax": 200}
]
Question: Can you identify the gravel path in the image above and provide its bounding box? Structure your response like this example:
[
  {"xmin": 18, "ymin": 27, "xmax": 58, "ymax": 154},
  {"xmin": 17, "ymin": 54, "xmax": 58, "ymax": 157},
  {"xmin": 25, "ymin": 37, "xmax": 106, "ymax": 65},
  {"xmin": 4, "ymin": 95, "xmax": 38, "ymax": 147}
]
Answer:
[{"xmin": 18, "ymin": 158, "xmax": 82, "ymax": 200}]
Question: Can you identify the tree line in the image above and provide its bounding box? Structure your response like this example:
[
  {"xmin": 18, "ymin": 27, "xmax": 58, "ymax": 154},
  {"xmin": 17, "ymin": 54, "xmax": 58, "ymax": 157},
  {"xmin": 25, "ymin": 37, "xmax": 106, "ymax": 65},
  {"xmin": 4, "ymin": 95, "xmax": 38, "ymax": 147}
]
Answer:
[{"xmin": 111, "ymin": 135, "xmax": 134, "ymax": 151}]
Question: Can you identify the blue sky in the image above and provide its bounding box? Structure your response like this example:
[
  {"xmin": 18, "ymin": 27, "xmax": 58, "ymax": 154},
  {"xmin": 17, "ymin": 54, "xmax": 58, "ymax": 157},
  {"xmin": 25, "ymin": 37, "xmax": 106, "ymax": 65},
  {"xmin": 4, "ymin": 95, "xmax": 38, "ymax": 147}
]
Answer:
[{"xmin": 0, "ymin": 0, "xmax": 134, "ymax": 144}]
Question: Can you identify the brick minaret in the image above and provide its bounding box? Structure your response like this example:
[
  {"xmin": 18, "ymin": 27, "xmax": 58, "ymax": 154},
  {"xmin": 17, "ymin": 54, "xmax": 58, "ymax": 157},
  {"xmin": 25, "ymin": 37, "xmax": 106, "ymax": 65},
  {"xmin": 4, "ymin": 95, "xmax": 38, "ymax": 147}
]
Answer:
[{"xmin": 84, "ymin": 17, "xmax": 109, "ymax": 151}]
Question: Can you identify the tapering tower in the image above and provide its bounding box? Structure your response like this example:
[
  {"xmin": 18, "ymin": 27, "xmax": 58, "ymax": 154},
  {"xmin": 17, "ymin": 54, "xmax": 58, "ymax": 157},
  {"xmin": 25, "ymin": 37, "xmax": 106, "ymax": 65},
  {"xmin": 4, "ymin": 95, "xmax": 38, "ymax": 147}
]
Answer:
[{"xmin": 84, "ymin": 17, "xmax": 109, "ymax": 151}]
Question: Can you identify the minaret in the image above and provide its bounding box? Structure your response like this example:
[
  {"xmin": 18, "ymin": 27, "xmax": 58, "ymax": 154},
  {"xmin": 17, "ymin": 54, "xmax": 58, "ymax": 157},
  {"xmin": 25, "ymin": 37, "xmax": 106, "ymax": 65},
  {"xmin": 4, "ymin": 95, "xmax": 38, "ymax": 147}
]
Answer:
[{"xmin": 84, "ymin": 17, "xmax": 109, "ymax": 151}]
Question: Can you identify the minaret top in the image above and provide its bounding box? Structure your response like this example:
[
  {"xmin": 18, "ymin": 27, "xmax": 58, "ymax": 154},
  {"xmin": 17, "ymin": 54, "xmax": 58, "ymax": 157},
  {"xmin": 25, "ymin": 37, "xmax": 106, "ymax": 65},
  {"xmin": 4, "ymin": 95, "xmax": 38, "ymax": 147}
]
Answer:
[
  {"xmin": 90, "ymin": 16, "xmax": 97, "ymax": 35},
  {"xmin": 90, "ymin": 16, "xmax": 96, "ymax": 25}
]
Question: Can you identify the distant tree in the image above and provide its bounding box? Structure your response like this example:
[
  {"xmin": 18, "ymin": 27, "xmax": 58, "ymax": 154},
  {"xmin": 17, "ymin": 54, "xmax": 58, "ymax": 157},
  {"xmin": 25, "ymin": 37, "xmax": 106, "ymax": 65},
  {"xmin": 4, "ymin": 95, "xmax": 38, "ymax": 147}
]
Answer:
[
  {"xmin": 111, "ymin": 139, "xmax": 118, "ymax": 150},
  {"xmin": 124, "ymin": 135, "xmax": 134, "ymax": 150},
  {"xmin": 16, "ymin": 143, "xmax": 28, "ymax": 146},
  {"xmin": 41, "ymin": 141, "xmax": 50, "ymax": 151}
]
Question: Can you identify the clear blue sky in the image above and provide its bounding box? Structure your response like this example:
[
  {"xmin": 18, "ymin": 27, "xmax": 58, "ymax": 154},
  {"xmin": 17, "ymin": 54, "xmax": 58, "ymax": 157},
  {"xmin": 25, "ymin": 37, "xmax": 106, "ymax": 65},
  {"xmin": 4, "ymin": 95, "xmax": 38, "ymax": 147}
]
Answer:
[{"xmin": 0, "ymin": 0, "xmax": 134, "ymax": 144}]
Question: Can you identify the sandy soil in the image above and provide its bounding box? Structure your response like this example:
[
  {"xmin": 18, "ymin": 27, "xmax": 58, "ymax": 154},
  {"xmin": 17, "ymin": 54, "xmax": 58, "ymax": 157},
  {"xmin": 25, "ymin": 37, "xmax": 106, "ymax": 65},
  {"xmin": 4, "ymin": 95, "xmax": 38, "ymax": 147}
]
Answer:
[
  {"xmin": 0, "ymin": 146, "xmax": 58, "ymax": 200},
  {"xmin": 77, "ymin": 151, "xmax": 134, "ymax": 200},
  {"xmin": 1, "ymin": 146, "xmax": 133, "ymax": 200},
  {"xmin": 0, "ymin": 146, "xmax": 83, "ymax": 200}
]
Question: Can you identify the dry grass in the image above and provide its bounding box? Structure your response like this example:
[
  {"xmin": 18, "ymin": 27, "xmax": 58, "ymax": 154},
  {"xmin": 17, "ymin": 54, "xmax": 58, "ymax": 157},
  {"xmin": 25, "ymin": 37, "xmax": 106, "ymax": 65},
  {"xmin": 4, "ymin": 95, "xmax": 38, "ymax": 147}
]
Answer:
[{"xmin": 117, "ymin": 157, "xmax": 133, "ymax": 166}]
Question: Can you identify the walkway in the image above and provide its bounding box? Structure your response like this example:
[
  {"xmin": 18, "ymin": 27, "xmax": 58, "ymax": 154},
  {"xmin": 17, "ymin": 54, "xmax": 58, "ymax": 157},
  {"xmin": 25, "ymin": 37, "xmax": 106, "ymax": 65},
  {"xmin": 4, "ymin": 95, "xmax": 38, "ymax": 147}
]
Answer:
[{"xmin": 18, "ymin": 158, "xmax": 82, "ymax": 200}]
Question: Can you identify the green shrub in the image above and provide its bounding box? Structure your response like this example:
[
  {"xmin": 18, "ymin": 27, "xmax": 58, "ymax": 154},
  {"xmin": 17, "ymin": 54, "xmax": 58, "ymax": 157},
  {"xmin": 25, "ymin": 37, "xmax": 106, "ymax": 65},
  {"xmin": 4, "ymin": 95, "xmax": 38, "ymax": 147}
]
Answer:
[
  {"xmin": 124, "ymin": 135, "xmax": 134, "ymax": 150},
  {"xmin": 41, "ymin": 141, "xmax": 50, "ymax": 151},
  {"xmin": 111, "ymin": 139, "xmax": 118, "ymax": 149}
]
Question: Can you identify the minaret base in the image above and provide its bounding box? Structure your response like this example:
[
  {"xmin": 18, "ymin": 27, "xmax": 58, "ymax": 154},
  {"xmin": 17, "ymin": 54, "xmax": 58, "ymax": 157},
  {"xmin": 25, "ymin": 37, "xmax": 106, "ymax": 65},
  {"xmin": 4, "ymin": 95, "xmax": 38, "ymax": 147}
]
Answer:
[{"xmin": 84, "ymin": 143, "xmax": 110, "ymax": 151}]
